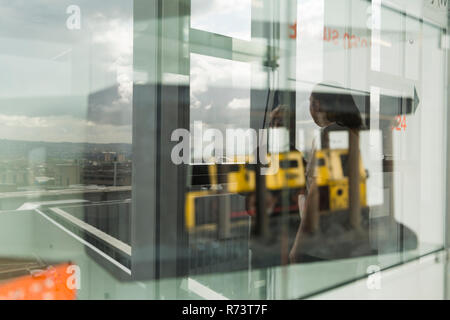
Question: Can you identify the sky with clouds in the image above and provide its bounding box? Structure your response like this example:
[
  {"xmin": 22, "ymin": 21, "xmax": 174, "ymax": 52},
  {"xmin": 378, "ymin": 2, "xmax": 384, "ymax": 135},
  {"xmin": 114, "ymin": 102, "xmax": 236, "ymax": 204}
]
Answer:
[
  {"xmin": 0, "ymin": 0, "xmax": 258, "ymax": 145},
  {"xmin": 0, "ymin": 0, "xmax": 322, "ymax": 146},
  {"xmin": 191, "ymin": 0, "xmax": 251, "ymax": 41},
  {"xmin": 0, "ymin": 0, "xmax": 133, "ymax": 143}
]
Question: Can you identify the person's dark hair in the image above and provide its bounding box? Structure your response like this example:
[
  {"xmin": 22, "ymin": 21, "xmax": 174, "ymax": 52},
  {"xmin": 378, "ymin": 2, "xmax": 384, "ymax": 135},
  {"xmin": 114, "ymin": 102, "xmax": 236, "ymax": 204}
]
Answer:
[{"xmin": 311, "ymin": 83, "xmax": 363, "ymax": 130}]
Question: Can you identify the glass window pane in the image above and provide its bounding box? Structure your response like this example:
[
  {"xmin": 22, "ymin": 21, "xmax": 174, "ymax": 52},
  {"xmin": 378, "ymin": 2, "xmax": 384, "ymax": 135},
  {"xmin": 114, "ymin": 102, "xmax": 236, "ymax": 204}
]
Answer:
[{"xmin": 0, "ymin": 0, "xmax": 448, "ymax": 301}]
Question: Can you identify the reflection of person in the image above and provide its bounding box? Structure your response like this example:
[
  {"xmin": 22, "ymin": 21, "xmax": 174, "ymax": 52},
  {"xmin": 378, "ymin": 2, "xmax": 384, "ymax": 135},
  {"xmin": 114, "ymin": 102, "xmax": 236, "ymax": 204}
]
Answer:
[
  {"xmin": 246, "ymin": 104, "xmax": 294, "ymax": 217},
  {"xmin": 308, "ymin": 84, "xmax": 362, "ymax": 129},
  {"xmin": 269, "ymin": 104, "xmax": 292, "ymax": 128},
  {"xmin": 289, "ymin": 83, "xmax": 363, "ymax": 263}
]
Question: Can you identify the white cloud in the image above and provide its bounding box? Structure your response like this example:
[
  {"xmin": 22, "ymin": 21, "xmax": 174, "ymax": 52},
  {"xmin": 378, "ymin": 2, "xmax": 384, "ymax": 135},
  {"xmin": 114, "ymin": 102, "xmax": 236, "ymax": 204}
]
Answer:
[
  {"xmin": 191, "ymin": 0, "xmax": 251, "ymax": 41},
  {"xmin": 0, "ymin": 114, "xmax": 131, "ymax": 144},
  {"xmin": 228, "ymin": 98, "xmax": 250, "ymax": 110},
  {"xmin": 190, "ymin": 53, "xmax": 251, "ymax": 105},
  {"xmin": 91, "ymin": 17, "xmax": 133, "ymax": 105},
  {"xmin": 0, "ymin": 114, "xmax": 50, "ymax": 128}
]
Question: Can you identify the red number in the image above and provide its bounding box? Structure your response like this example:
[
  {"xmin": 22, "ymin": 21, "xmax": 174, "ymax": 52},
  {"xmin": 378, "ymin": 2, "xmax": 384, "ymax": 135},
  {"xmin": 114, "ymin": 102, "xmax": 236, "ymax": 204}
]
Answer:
[
  {"xmin": 401, "ymin": 115, "xmax": 407, "ymax": 130},
  {"xmin": 392, "ymin": 115, "xmax": 407, "ymax": 131}
]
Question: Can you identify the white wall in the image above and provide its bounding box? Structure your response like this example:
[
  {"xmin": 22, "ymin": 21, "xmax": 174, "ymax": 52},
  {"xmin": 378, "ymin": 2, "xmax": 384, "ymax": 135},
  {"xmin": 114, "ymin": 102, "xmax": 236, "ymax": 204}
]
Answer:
[{"xmin": 310, "ymin": 250, "xmax": 446, "ymax": 299}]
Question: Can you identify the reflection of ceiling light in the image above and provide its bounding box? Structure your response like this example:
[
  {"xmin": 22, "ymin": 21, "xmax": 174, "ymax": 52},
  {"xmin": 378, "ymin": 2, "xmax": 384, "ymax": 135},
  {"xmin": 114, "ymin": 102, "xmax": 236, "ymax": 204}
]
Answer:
[
  {"xmin": 442, "ymin": 34, "xmax": 449, "ymax": 50},
  {"xmin": 371, "ymin": 38, "xmax": 392, "ymax": 48},
  {"xmin": 50, "ymin": 48, "xmax": 72, "ymax": 61}
]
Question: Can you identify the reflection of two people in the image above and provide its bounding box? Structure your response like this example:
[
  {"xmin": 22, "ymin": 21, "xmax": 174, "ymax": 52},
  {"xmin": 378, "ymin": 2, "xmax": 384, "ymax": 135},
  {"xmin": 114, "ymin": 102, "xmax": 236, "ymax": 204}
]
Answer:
[{"xmin": 247, "ymin": 83, "xmax": 363, "ymax": 263}]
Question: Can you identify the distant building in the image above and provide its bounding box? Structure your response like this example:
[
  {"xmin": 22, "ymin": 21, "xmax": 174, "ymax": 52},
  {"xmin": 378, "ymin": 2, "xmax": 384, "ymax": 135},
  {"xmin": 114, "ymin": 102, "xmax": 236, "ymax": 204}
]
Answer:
[
  {"xmin": 98, "ymin": 152, "xmax": 127, "ymax": 163},
  {"xmin": 0, "ymin": 168, "xmax": 33, "ymax": 187},
  {"xmin": 102, "ymin": 152, "xmax": 116, "ymax": 162},
  {"xmin": 0, "ymin": 184, "xmax": 17, "ymax": 192},
  {"xmin": 54, "ymin": 164, "xmax": 81, "ymax": 187},
  {"xmin": 82, "ymin": 163, "xmax": 131, "ymax": 187},
  {"xmin": 34, "ymin": 176, "xmax": 55, "ymax": 186},
  {"xmin": 117, "ymin": 153, "xmax": 126, "ymax": 163}
]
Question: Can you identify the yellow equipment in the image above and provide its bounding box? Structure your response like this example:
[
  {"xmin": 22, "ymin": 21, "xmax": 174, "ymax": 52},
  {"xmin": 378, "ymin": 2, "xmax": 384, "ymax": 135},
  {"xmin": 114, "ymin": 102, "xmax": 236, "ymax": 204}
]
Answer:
[
  {"xmin": 185, "ymin": 149, "xmax": 368, "ymax": 231},
  {"xmin": 318, "ymin": 149, "xmax": 367, "ymax": 211}
]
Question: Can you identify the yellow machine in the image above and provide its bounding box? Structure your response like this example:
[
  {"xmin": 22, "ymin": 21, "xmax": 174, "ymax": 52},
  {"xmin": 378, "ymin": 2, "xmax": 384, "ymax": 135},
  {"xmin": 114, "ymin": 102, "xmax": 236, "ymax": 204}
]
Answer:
[
  {"xmin": 325, "ymin": 149, "xmax": 367, "ymax": 210},
  {"xmin": 185, "ymin": 149, "xmax": 368, "ymax": 231}
]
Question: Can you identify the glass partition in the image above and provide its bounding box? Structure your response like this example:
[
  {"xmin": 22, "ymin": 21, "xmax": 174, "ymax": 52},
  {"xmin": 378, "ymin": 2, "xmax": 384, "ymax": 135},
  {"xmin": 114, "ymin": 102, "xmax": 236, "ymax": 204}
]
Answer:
[{"xmin": 0, "ymin": 0, "xmax": 448, "ymax": 299}]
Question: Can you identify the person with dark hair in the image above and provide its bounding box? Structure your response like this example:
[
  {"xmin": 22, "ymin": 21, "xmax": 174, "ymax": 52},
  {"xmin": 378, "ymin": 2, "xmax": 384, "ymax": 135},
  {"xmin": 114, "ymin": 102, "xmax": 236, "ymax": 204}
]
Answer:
[
  {"xmin": 309, "ymin": 84, "xmax": 363, "ymax": 130},
  {"xmin": 289, "ymin": 82, "xmax": 364, "ymax": 262}
]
